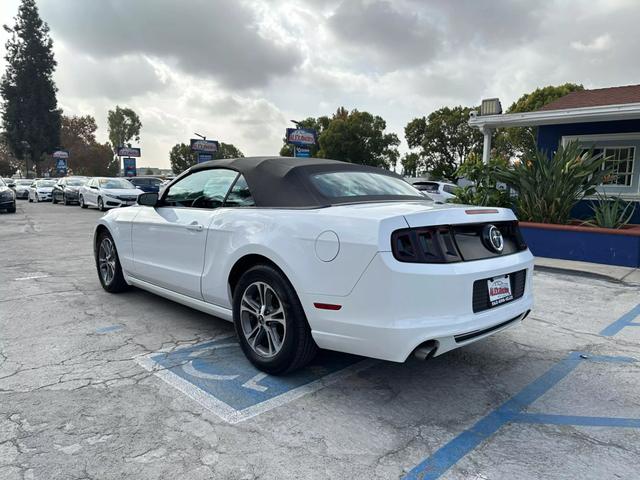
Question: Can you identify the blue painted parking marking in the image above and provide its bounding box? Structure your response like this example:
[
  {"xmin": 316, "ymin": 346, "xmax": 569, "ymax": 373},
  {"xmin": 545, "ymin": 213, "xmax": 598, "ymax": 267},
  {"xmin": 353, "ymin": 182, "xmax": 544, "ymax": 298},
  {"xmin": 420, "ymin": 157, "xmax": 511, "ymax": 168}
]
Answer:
[
  {"xmin": 403, "ymin": 352, "xmax": 639, "ymax": 480},
  {"xmin": 600, "ymin": 303, "xmax": 640, "ymax": 336},
  {"xmin": 95, "ymin": 325, "xmax": 123, "ymax": 334},
  {"xmin": 136, "ymin": 335, "xmax": 375, "ymax": 423}
]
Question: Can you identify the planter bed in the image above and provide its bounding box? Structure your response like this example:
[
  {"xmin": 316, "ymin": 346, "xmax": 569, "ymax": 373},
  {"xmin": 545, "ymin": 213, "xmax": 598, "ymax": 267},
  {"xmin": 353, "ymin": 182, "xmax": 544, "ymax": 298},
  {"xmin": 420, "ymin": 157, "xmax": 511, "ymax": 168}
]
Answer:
[{"xmin": 520, "ymin": 222, "xmax": 640, "ymax": 268}]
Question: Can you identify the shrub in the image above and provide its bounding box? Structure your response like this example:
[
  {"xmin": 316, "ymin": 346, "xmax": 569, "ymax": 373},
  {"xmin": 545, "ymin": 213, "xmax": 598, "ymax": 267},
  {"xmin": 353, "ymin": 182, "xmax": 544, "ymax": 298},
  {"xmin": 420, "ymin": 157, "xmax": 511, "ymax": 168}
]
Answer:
[
  {"xmin": 583, "ymin": 192, "xmax": 636, "ymax": 229},
  {"xmin": 497, "ymin": 141, "xmax": 609, "ymax": 224},
  {"xmin": 451, "ymin": 153, "xmax": 511, "ymax": 207}
]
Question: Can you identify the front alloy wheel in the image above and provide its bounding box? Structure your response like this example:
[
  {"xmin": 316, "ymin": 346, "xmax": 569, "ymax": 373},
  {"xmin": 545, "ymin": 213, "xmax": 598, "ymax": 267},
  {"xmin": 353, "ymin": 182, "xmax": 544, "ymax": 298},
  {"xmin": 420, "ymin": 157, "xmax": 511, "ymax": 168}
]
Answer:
[
  {"xmin": 98, "ymin": 237, "xmax": 117, "ymax": 286},
  {"xmin": 95, "ymin": 231, "xmax": 128, "ymax": 293},
  {"xmin": 240, "ymin": 282, "xmax": 287, "ymax": 358},
  {"xmin": 98, "ymin": 197, "xmax": 105, "ymax": 211}
]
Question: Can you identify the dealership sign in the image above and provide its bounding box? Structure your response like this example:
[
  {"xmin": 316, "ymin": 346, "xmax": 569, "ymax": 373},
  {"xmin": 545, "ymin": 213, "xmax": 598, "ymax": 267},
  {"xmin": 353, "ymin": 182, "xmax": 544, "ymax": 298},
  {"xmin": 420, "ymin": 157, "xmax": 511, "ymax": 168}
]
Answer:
[
  {"xmin": 117, "ymin": 146, "xmax": 141, "ymax": 157},
  {"xmin": 295, "ymin": 146, "xmax": 311, "ymax": 158},
  {"xmin": 123, "ymin": 157, "xmax": 137, "ymax": 177},
  {"xmin": 191, "ymin": 139, "xmax": 219, "ymax": 153},
  {"xmin": 286, "ymin": 128, "xmax": 316, "ymax": 147},
  {"xmin": 53, "ymin": 150, "xmax": 69, "ymax": 159}
]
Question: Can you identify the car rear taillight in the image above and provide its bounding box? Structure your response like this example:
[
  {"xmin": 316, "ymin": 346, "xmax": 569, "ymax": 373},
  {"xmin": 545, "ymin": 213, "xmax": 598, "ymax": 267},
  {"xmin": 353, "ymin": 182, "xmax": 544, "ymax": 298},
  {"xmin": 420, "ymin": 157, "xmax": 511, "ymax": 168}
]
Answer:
[
  {"xmin": 391, "ymin": 221, "xmax": 527, "ymax": 263},
  {"xmin": 391, "ymin": 227, "xmax": 462, "ymax": 263}
]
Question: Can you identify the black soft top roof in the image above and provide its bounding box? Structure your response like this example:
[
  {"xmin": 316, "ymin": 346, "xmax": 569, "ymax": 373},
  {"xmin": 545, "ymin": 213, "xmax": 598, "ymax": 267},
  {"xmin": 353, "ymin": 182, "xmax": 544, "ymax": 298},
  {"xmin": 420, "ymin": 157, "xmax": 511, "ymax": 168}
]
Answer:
[{"xmin": 186, "ymin": 156, "xmax": 425, "ymax": 208}]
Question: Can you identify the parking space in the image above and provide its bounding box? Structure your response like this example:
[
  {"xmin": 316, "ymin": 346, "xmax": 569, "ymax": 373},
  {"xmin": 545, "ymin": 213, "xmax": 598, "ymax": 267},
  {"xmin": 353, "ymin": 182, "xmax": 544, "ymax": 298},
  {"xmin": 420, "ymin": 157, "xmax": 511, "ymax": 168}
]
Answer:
[{"xmin": 1, "ymin": 201, "xmax": 639, "ymax": 479}]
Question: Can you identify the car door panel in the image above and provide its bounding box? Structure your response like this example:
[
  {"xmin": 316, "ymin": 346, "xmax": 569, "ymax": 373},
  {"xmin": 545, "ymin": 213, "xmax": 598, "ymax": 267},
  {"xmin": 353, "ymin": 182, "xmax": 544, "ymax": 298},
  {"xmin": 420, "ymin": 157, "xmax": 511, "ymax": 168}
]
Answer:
[
  {"xmin": 130, "ymin": 168, "xmax": 239, "ymax": 300},
  {"xmin": 131, "ymin": 207, "xmax": 216, "ymax": 299}
]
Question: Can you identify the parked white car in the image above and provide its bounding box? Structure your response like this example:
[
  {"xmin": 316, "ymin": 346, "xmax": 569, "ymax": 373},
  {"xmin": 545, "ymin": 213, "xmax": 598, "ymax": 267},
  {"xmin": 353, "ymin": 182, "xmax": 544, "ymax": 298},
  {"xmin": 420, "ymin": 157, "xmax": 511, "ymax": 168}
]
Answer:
[
  {"xmin": 94, "ymin": 157, "xmax": 533, "ymax": 374},
  {"xmin": 28, "ymin": 179, "xmax": 56, "ymax": 202},
  {"xmin": 14, "ymin": 179, "xmax": 33, "ymax": 199},
  {"xmin": 79, "ymin": 177, "xmax": 144, "ymax": 211},
  {"xmin": 410, "ymin": 180, "xmax": 458, "ymax": 203}
]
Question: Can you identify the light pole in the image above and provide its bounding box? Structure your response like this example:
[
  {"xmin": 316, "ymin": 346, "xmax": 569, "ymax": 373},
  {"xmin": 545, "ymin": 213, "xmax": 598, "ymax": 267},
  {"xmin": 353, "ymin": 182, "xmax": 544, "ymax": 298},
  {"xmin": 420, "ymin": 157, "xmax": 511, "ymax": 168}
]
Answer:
[{"xmin": 20, "ymin": 140, "xmax": 30, "ymax": 179}]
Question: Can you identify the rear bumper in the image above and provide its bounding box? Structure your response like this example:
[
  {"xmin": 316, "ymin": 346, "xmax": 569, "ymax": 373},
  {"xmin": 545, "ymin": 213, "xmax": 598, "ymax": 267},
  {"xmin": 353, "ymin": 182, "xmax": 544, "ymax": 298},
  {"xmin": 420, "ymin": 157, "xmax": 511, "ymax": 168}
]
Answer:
[{"xmin": 304, "ymin": 249, "xmax": 534, "ymax": 362}]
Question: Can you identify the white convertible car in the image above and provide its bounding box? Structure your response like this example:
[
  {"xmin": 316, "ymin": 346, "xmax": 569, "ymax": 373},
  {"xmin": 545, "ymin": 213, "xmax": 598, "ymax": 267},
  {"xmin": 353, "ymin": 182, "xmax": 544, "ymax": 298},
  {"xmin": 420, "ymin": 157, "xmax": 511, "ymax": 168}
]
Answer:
[{"xmin": 94, "ymin": 157, "xmax": 534, "ymax": 374}]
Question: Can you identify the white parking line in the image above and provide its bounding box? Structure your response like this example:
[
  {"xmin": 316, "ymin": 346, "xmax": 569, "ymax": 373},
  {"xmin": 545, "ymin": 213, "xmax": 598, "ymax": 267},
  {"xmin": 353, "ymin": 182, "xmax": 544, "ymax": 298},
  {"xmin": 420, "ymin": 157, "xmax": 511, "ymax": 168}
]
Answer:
[{"xmin": 14, "ymin": 275, "xmax": 49, "ymax": 281}]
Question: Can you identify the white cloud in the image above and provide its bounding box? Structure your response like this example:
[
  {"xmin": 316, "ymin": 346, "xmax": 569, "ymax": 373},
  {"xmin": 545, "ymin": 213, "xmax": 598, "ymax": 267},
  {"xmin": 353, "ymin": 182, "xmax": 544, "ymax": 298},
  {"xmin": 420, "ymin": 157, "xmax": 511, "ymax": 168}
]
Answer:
[{"xmin": 571, "ymin": 34, "xmax": 614, "ymax": 52}]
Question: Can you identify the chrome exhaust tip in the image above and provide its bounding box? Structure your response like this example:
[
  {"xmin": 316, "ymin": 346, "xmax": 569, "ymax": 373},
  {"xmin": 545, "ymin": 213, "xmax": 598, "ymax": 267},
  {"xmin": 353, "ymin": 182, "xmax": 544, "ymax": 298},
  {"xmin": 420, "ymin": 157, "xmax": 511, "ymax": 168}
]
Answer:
[{"xmin": 413, "ymin": 340, "xmax": 438, "ymax": 361}]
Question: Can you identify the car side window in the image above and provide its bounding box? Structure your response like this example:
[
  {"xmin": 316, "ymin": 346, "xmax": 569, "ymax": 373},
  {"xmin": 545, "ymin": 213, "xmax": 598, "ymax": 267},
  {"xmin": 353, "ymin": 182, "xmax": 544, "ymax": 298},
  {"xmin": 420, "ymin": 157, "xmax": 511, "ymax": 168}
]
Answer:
[
  {"xmin": 163, "ymin": 169, "xmax": 238, "ymax": 209},
  {"xmin": 224, "ymin": 175, "xmax": 255, "ymax": 207}
]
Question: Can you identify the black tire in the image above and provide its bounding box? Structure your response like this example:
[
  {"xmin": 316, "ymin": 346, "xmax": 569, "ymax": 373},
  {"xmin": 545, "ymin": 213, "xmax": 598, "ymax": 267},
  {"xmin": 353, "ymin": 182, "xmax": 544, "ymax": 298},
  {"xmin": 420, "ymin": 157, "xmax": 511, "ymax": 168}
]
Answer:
[
  {"xmin": 28, "ymin": 197, "xmax": 33, "ymax": 203},
  {"xmin": 97, "ymin": 197, "xmax": 105, "ymax": 211},
  {"xmin": 80, "ymin": 195, "xmax": 88, "ymax": 209},
  {"xmin": 62, "ymin": 194, "xmax": 68, "ymax": 206},
  {"xmin": 52, "ymin": 193, "xmax": 58, "ymax": 204},
  {"xmin": 233, "ymin": 264, "xmax": 317, "ymax": 375},
  {"xmin": 8, "ymin": 202, "xmax": 16, "ymax": 213},
  {"xmin": 95, "ymin": 230, "xmax": 129, "ymax": 293}
]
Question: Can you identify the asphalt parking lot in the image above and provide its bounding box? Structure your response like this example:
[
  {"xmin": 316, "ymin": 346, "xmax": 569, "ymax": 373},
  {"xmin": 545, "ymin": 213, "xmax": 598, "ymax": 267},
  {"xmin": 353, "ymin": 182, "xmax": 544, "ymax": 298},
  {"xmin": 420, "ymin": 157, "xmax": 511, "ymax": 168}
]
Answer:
[{"xmin": 1, "ymin": 201, "xmax": 639, "ymax": 480}]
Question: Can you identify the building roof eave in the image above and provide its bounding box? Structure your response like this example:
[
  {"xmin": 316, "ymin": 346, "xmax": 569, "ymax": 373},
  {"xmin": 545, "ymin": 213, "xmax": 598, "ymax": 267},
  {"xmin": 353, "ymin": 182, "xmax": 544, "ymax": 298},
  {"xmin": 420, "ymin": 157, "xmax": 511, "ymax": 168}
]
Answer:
[{"xmin": 468, "ymin": 102, "xmax": 640, "ymax": 129}]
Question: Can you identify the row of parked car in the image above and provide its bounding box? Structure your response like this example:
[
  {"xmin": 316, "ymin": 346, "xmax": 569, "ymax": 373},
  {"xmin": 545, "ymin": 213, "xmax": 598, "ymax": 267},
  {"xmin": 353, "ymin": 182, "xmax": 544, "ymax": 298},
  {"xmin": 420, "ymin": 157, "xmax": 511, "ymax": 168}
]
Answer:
[{"xmin": 0, "ymin": 175, "xmax": 170, "ymax": 213}]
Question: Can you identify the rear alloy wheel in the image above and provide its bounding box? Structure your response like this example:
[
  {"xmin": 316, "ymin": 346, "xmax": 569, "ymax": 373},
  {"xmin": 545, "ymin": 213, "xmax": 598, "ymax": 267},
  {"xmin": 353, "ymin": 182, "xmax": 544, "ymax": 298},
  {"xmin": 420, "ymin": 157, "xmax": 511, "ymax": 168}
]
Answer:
[
  {"xmin": 80, "ymin": 195, "xmax": 88, "ymax": 209},
  {"xmin": 96, "ymin": 231, "xmax": 128, "ymax": 293},
  {"xmin": 98, "ymin": 197, "xmax": 105, "ymax": 211},
  {"xmin": 233, "ymin": 264, "xmax": 317, "ymax": 374}
]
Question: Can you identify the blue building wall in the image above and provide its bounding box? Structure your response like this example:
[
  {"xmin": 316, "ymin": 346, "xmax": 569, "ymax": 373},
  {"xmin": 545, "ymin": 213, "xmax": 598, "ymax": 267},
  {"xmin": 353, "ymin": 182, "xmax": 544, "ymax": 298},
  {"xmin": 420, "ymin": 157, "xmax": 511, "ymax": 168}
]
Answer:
[
  {"xmin": 537, "ymin": 119, "xmax": 640, "ymax": 155},
  {"xmin": 536, "ymin": 119, "xmax": 640, "ymax": 224}
]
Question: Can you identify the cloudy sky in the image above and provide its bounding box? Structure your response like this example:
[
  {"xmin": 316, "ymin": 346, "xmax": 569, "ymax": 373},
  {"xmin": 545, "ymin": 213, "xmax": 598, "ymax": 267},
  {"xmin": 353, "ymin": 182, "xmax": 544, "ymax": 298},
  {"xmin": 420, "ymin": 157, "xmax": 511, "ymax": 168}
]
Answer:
[{"xmin": 1, "ymin": 0, "xmax": 639, "ymax": 168}]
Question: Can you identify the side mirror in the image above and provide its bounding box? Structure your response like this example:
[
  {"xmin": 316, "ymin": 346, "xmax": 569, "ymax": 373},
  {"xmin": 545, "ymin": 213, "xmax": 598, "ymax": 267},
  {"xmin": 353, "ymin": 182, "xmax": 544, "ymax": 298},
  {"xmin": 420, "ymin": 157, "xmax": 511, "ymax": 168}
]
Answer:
[
  {"xmin": 138, "ymin": 192, "xmax": 159, "ymax": 207},
  {"xmin": 7, "ymin": 182, "xmax": 15, "ymax": 189}
]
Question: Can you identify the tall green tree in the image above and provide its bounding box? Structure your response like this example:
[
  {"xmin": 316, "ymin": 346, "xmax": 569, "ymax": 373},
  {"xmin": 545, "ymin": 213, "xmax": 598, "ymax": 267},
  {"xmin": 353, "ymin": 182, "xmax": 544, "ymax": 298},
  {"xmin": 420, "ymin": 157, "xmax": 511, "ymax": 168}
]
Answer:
[
  {"xmin": 107, "ymin": 106, "xmax": 142, "ymax": 152},
  {"xmin": 169, "ymin": 143, "xmax": 194, "ymax": 175},
  {"xmin": 400, "ymin": 152, "xmax": 421, "ymax": 177},
  {"xmin": 215, "ymin": 142, "xmax": 244, "ymax": 160},
  {"xmin": 497, "ymin": 83, "xmax": 585, "ymax": 157},
  {"xmin": 58, "ymin": 115, "xmax": 117, "ymax": 176},
  {"xmin": 0, "ymin": 134, "xmax": 20, "ymax": 177},
  {"xmin": 405, "ymin": 106, "xmax": 482, "ymax": 181},
  {"xmin": 1, "ymin": 0, "xmax": 61, "ymax": 178},
  {"xmin": 170, "ymin": 141, "xmax": 244, "ymax": 174},
  {"xmin": 318, "ymin": 108, "xmax": 399, "ymax": 169}
]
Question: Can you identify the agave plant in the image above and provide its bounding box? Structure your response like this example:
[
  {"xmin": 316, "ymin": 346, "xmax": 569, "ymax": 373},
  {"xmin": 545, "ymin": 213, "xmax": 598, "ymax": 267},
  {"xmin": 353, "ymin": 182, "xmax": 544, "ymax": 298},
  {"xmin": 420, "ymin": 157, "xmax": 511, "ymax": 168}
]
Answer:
[
  {"xmin": 496, "ymin": 141, "xmax": 610, "ymax": 224},
  {"xmin": 583, "ymin": 192, "xmax": 637, "ymax": 229}
]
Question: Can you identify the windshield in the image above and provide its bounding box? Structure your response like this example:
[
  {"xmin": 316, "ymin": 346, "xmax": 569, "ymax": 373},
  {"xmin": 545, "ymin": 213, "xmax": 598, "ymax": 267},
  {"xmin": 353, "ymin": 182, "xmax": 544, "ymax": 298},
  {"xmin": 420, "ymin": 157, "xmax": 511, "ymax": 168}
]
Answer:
[
  {"xmin": 0, "ymin": 178, "xmax": 5, "ymax": 186},
  {"xmin": 99, "ymin": 178, "xmax": 135, "ymax": 189},
  {"xmin": 67, "ymin": 178, "xmax": 87, "ymax": 186},
  {"xmin": 36, "ymin": 180, "xmax": 57, "ymax": 187},
  {"xmin": 16, "ymin": 180, "xmax": 32, "ymax": 186},
  {"xmin": 310, "ymin": 171, "xmax": 422, "ymax": 199}
]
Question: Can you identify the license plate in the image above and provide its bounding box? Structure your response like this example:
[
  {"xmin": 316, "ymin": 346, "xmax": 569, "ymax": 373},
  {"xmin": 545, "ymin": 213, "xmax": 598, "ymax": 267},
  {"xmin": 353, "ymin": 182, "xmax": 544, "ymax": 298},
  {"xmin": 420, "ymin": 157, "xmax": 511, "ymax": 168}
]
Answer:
[{"xmin": 487, "ymin": 275, "xmax": 513, "ymax": 307}]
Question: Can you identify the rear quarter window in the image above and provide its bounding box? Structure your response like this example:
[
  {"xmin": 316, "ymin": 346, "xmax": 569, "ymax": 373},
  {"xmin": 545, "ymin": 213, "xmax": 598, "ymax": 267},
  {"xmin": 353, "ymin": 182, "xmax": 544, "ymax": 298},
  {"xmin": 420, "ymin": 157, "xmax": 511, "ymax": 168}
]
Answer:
[{"xmin": 310, "ymin": 171, "xmax": 421, "ymax": 198}]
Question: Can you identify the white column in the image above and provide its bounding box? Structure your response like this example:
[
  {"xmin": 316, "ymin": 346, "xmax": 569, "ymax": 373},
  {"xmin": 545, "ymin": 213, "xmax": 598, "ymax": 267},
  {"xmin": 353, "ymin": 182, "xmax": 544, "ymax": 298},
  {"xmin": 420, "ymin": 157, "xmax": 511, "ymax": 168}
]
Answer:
[{"xmin": 482, "ymin": 127, "xmax": 492, "ymax": 164}]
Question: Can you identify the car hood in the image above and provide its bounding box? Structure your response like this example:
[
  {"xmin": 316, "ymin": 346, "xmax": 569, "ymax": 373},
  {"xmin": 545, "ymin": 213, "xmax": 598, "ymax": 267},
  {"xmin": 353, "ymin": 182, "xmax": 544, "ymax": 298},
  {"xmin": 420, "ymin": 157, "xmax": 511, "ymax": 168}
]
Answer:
[
  {"xmin": 36, "ymin": 187, "xmax": 54, "ymax": 192},
  {"xmin": 101, "ymin": 188, "xmax": 144, "ymax": 196},
  {"xmin": 324, "ymin": 201, "xmax": 517, "ymax": 227}
]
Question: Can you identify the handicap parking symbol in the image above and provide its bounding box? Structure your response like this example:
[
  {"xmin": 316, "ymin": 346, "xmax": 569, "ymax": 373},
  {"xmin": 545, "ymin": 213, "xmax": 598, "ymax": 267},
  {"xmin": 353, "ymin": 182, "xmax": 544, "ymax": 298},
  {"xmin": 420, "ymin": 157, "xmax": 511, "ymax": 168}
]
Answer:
[{"xmin": 136, "ymin": 335, "xmax": 375, "ymax": 423}]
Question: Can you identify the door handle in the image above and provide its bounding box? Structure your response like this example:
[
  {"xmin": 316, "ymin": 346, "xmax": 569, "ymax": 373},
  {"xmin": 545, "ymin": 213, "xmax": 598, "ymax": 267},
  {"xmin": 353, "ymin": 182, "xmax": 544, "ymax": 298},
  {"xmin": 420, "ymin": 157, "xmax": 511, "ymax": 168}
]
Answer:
[{"xmin": 186, "ymin": 222, "xmax": 204, "ymax": 231}]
